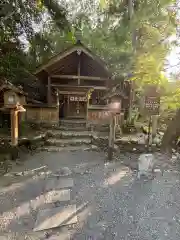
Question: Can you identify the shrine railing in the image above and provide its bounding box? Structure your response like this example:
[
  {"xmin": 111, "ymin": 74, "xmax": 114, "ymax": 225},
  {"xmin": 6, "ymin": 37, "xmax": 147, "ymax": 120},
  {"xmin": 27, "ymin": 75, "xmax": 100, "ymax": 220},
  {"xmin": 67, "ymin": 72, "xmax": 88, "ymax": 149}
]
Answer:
[{"xmin": 87, "ymin": 104, "xmax": 124, "ymax": 128}]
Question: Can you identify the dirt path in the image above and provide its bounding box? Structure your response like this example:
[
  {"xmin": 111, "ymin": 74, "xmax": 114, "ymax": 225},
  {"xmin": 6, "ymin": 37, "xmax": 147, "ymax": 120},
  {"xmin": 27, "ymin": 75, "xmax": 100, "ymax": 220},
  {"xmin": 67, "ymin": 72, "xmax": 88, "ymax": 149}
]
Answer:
[{"xmin": 0, "ymin": 150, "xmax": 180, "ymax": 239}]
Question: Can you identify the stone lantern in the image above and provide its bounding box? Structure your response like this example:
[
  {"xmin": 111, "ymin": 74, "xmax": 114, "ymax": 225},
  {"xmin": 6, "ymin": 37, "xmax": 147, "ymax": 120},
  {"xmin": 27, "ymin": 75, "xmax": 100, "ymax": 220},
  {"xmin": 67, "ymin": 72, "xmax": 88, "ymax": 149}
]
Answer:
[
  {"xmin": 0, "ymin": 81, "xmax": 26, "ymax": 146},
  {"xmin": 102, "ymin": 84, "xmax": 126, "ymax": 160}
]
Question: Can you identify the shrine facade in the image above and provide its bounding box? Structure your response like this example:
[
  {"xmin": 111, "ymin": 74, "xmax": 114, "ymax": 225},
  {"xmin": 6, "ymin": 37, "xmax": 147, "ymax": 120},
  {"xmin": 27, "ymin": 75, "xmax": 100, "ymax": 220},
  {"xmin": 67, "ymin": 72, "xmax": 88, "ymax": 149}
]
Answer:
[{"xmin": 34, "ymin": 41, "xmax": 111, "ymax": 122}]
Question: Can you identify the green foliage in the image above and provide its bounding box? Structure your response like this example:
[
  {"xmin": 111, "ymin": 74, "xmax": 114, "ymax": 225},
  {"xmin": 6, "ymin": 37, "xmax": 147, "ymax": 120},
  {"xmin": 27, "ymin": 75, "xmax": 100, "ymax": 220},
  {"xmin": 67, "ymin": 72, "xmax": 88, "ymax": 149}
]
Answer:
[
  {"xmin": 42, "ymin": 0, "xmax": 70, "ymax": 30},
  {"xmin": 0, "ymin": 0, "xmax": 70, "ymax": 81},
  {"xmin": 161, "ymin": 81, "xmax": 180, "ymax": 110},
  {"xmin": 0, "ymin": 0, "xmax": 178, "ymax": 107}
]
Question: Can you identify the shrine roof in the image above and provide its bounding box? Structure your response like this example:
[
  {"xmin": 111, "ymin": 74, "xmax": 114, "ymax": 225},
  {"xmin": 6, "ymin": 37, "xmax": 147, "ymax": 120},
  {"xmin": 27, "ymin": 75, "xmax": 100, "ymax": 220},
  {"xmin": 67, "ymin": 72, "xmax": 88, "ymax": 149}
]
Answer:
[
  {"xmin": 34, "ymin": 41, "xmax": 111, "ymax": 79},
  {"xmin": 0, "ymin": 79, "xmax": 27, "ymax": 96}
]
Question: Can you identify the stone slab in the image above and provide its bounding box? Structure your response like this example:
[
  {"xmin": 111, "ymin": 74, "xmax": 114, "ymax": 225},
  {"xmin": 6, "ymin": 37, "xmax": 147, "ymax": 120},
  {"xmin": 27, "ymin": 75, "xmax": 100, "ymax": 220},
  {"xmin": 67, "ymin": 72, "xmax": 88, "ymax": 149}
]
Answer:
[
  {"xmin": 40, "ymin": 145, "xmax": 97, "ymax": 152},
  {"xmin": 47, "ymin": 138, "xmax": 91, "ymax": 145},
  {"xmin": 0, "ymin": 233, "xmax": 42, "ymax": 240},
  {"xmin": 34, "ymin": 205, "xmax": 77, "ymax": 231},
  {"xmin": 45, "ymin": 178, "xmax": 74, "ymax": 191},
  {"xmin": 45, "ymin": 189, "xmax": 71, "ymax": 203}
]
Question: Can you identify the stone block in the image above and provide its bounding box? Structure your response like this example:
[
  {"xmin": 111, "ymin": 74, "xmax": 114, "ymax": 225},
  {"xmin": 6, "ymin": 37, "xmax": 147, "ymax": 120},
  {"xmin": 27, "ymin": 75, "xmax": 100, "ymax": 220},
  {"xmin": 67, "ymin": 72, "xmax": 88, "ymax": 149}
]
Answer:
[{"xmin": 34, "ymin": 205, "xmax": 77, "ymax": 231}]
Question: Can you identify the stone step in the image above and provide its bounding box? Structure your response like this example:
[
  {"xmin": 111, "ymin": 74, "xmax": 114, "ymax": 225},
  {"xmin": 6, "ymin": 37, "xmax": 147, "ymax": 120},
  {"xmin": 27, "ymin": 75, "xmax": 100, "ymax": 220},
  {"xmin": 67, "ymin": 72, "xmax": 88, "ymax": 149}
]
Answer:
[
  {"xmin": 59, "ymin": 119, "xmax": 87, "ymax": 128},
  {"xmin": 39, "ymin": 145, "xmax": 98, "ymax": 152},
  {"xmin": 90, "ymin": 125, "xmax": 109, "ymax": 132},
  {"xmin": 60, "ymin": 119, "xmax": 86, "ymax": 123},
  {"xmin": 47, "ymin": 130, "xmax": 93, "ymax": 139},
  {"xmin": 46, "ymin": 126, "xmax": 90, "ymax": 132},
  {"xmin": 45, "ymin": 138, "xmax": 92, "ymax": 147}
]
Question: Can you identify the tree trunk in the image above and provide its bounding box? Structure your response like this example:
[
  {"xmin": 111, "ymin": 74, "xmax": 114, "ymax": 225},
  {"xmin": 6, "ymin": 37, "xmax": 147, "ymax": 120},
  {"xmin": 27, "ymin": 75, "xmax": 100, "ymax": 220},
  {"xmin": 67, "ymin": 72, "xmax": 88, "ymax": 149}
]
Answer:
[
  {"xmin": 161, "ymin": 108, "xmax": 180, "ymax": 153},
  {"xmin": 128, "ymin": 0, "xmax": 135, "ymax": 122}
]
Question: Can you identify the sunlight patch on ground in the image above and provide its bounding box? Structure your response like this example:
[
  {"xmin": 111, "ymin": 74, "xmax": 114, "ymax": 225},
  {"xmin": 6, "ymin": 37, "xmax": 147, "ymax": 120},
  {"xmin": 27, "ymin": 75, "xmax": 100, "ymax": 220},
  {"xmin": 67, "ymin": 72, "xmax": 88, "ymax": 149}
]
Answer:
[
  {"xmin": 76, "ymin": 202, "xmax": 92, "ymax": 223},
  {"xmin": 0, "ymin": 181, "xmax": 25, "ymax": 194},
  {"xmin": 105, "ymin": 169, "xmax": 130, "ymax": 186},
  {"xmin": 0, "ymin": 201, "xmax": 31, "ymax": 231},
  {"xmin": 5, "ymin": 165, "xmax": 48, "ymax": 178},
  {"xmin": 0, "ymin": 191, "xmax": 47, "ymax": 231}
]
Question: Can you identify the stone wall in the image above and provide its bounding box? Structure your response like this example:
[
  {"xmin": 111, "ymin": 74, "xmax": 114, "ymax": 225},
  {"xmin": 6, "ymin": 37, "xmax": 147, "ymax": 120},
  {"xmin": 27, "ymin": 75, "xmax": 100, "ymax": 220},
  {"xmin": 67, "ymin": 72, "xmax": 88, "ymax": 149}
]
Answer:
[
  {"xmin": 25, "ymin": 106, "xmax": 59, "ymax": 124},
  {"xmin": 86, "ymin": 106, "xmax": 110, "ymax": 133},
  {"xmin": 87, "ymin": 106, "xmax": 110, "ymax": 125},
  {"xmin": 87, "ymin": 106, "xmax": 124, "ymax": 124}
]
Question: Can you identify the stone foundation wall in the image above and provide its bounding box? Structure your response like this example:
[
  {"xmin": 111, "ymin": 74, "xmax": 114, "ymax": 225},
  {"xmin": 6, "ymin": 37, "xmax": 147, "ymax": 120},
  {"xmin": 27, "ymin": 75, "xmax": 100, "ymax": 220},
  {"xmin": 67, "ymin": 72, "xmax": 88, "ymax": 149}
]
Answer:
[
  {"xmin": 26, "ymin": 106, "xmax": 59, "ymax": 124},
  {"xmin": 87, "ymin": 106, "xmax": 110, "ymax": 128},
  {"xmin": 87, "ymin": 107, "xmax": 124, "ymax": 133}
]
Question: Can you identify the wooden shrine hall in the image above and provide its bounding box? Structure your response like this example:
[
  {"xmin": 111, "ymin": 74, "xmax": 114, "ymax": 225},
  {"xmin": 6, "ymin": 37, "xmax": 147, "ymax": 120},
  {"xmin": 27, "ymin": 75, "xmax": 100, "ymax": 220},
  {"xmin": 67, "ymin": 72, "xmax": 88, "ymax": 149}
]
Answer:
[{"xmin": 34, "ymin": 41, "xmax": 112, "ymax": 121}]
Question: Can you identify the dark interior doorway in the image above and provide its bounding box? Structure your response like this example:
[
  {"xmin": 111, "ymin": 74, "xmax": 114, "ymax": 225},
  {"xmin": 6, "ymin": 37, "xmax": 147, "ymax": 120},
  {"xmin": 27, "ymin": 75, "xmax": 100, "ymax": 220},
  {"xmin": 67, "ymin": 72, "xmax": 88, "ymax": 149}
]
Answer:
[{"xmin": 59, "ymin": 95, "xmax": 65, "ymax": 119}]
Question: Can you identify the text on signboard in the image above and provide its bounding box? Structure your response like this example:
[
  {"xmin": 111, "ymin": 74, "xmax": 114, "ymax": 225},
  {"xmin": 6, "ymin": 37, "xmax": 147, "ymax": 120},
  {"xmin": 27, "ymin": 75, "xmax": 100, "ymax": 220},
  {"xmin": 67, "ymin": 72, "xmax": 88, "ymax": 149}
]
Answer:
[{"xmin": 70, "ymin": 96, "xmax": 87, "ymax": 102}]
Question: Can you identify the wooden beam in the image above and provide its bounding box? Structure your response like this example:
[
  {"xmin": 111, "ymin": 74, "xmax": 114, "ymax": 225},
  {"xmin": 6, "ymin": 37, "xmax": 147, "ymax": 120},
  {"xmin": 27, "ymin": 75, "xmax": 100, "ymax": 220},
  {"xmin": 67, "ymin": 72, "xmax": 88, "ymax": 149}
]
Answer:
[
  {"xmin": 51, "ymin": 74, "xmax": 109, "ymax": 81},
  {"xmin": 58, "ymin": 91, "xmax": 87, "ymax": 95},
  {"xmin": 47, "ymin": 77, "xmax": 52, "ymax": 105},
  {"xmin": 50, "ymin": 84, "xmax": 107, "ymax": 90}
]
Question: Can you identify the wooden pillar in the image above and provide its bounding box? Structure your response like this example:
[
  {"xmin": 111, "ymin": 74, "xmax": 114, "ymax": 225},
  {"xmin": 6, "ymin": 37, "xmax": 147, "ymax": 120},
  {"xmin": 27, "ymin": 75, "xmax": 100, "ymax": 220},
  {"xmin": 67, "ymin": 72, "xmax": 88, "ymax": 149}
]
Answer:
[
  {"xmin": 47, "ymin": 76, "xmax": 52, "ymax": 105},
  {"xmin": 86, "ymin": 94, "xmax": 89, "ymax": 126},
  {"xmin": 114, "ymin": 114, "xmax": 117, "ymax": 141},
  {"xmin": 56, "ymin": 90, "xmax": 59, "ymax": 122},
  {"xmin": 67, "ymin": 94, "xmax": 69, "ymax": 118},
  {"xmin": 78, "ymin": 55, "xmax": 81, "ymax": 86},
  {"xmin": 11, "ymin": 109, "xmax": 18, "ymax": 146},
  {"xmin": 56, "ymin": 89, "xmax": 59, "ymax": 106}
]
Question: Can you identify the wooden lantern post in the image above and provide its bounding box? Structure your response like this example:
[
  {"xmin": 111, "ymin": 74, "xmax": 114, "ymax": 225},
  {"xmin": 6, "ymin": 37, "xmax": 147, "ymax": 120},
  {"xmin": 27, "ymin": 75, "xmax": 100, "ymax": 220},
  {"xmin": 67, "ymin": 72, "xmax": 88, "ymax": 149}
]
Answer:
[
  {"xmin": 144, "ymin": 85, "xmax": 160, "ymax": 149},
  {"xmin": 11, "ymin": 108, "xmax": 18, "ymax": 146},
  {"xmin": 108, "ymin": 96, "xmax": 121, "ymax": 161},
  {"xmin": 10, "ymin": 104, "xmax": 26, "ymax": 146}
]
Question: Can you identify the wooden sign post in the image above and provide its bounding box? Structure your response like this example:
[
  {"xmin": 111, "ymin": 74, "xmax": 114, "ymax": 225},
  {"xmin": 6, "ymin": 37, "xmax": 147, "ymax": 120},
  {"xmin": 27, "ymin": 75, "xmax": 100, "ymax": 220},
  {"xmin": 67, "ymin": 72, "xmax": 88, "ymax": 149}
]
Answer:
[
  {"xmin": 100, "ymin": 88, "xmax": 122, "ymax": 161},
  {"xmin": 144, "ymin": 96, "xmax": 160, "ymax": 116},
  {"xmin": 147, "ymin": 116, "xmax": 152, "ymax": 150},
  {"xmin": 108, "ymin": 101, "xmax": 121, "ymax": 161},
  {"xmin": 144, "ymin": 95, "xmax": 160, "ymax": 149}
]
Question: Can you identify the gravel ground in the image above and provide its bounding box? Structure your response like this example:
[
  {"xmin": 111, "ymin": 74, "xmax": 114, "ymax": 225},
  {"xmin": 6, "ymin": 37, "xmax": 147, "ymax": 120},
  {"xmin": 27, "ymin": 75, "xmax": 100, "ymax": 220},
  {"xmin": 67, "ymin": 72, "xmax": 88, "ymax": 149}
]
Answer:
[{"xmin": 0, "ymin": 150, "xmax": 180, "ymax": 239}]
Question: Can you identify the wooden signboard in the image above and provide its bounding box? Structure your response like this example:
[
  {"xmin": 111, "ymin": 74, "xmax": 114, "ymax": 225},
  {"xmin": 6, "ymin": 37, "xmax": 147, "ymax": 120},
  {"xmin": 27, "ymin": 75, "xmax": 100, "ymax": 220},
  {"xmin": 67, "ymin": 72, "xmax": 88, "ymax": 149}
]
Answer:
[
  {"xmin": 88, "ymin": 110, "xmax": 111, "ymax": 121},
  {"xmin": 69, "ymin": 96, "xmax": 87, "ymax": 102},
  {"xmin": 144, "ymin": 96, "xmax": 160, "ymax": 115}
]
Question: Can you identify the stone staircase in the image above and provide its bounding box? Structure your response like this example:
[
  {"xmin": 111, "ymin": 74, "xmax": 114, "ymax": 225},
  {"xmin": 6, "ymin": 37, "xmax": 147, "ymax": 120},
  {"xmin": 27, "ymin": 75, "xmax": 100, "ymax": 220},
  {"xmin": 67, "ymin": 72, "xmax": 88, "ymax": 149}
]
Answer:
[
  {"xmin": 40, "ymin": 120, "xmax": 99, "ymax": 152},
  {"xmin": 59, "ymin": 119, "xmax": 88, "ymax": 129}
]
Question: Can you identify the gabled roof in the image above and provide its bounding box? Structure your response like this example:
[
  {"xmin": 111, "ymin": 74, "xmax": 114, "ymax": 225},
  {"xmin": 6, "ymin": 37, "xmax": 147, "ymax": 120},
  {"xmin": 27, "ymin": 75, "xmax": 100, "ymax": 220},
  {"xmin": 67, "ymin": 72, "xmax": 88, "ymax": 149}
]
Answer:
[
  {"xmin": 0, "ymin": 79, "xmax": 27, "ymax": 96},
  {"xmin": 102, "ymin": 83, "xmax": 128, "ymax": 100},
  {"xmin": 34, "ymin": 41, "xmax": 110, "ymax": 76}
]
